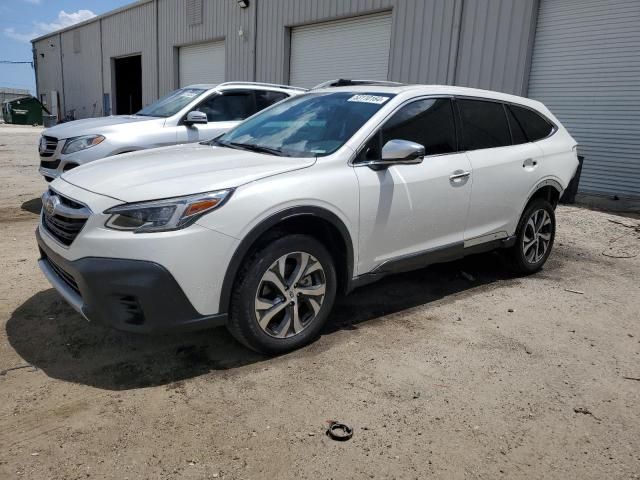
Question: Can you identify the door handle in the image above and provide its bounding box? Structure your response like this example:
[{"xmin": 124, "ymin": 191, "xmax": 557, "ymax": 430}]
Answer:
[
  {"xmin": 449, "ymin": 170, "xmax": 471, "ymax": 181},
  {"xmin": 523, "ymin": 158, "xmax": 538, "ymax": 168}
]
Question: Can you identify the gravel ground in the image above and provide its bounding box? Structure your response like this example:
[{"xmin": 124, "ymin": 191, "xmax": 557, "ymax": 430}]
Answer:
[{"xmin": 0, "ymin": 124, "xmax": 639, "ymax": 479}]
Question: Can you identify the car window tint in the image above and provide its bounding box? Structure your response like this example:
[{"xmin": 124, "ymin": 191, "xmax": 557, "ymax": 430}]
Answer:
[
  {"xmin": 255, "ymin": 90, "xmax": 289, "ymax": 111},
  {"xmin": 458, "ymin": 99, "xmax": 511, "ymax": 150},
  {"xmin": 505, "ymin": 106, "xmax": 528, "ymax": 145},
  {"xmin": 197, "ymin": 92, "xmax": 254, "ymax": 122},
  {"xmin": 510, "ymin": 104, "xmax": 554, "ymax": 142},
  {"xmin": 381, "ymin": 98, "xmax": 457, "ymax": 156}
]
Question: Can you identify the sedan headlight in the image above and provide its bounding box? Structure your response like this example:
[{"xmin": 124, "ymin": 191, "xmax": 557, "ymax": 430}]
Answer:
[
  {"xmin": 104, "ymin": 190, "xmax": 232, "ymax": 233},
  {"xmin": 62, "ymin": 135, "xmax": 105, "ymax": 154}
]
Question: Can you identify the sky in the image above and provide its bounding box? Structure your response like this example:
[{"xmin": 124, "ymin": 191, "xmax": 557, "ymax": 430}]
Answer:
[{"xmin": 0, "ymin": 0, "xmax": 133, "ymax": 94}]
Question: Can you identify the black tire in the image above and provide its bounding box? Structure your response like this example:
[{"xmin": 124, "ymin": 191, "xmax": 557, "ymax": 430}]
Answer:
[
  {"xmin": 507, "ymin": 198, "xmax": 556, "ymax": 274},
  {"xmin": 227, "ymin": 234, "xmax": 337, "ymax": 355}
]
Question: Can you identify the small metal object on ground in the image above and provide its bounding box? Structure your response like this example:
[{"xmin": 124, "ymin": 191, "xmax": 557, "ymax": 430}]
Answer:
[
  {"xmin": 564, "ymin": 288, "xmax": 585, "ymax": 295},
  {"xmin": 326, "ymin": 422, "xmax": 353, "ymax": 441}
]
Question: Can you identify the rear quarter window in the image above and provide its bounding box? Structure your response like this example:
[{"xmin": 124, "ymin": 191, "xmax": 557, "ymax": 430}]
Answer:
[
  {"xmin": 509, "ymin": 105, "xmax": 555, "ymax": 142},
  {"xmin": 457, "ymin": 99, "xmax": 511, "ymax": 150}
]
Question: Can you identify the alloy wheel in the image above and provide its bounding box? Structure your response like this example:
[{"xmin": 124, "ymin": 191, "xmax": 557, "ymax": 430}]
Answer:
[
  {"xmin": 522, "ymin": 208, "xmax": 552, "ymax": 264},
  {"xmin": 254, "ymin": 252, "xmax": 326, "ymax": 338}
]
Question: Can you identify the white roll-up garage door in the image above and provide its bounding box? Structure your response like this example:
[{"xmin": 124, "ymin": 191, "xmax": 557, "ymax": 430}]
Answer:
[
  {"xmin": 179, "ymin": 41, "xmax": 225, "ymax": 87},
  {"xmin": 528, "ymin": 0, "xmax": 640, "ymax": 197},
  {"xmin": 289, "ymin": 12, "xmax": 392, "ymax": 89}
]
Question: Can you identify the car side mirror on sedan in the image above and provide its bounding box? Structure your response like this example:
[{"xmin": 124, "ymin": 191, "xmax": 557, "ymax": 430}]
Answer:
[
  {"xmin": 185, "ymin": 110, "xmax": 208, "ymax": 126},
  {"xmin": 367, "ymin": 139, "xmax": 425, "ymax": 171}
]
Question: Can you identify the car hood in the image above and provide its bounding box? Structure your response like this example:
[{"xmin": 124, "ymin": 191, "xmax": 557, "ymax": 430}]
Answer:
[
  {"xmin": 43, "ymin": 115, "xmax": 161, "ymax": 139},
  {"xmin": 60, "ymin": 143, "xmax": 316, "ymax": 203}
]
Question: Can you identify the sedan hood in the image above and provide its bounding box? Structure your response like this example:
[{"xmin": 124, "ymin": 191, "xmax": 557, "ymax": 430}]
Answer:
[
  {"xmin": 43, "ymin": 115, "xmax": 159, "ymax": 139},
  {"xmin": 61, "ymin": 143, "xmax": 316, "ymax": 202}
]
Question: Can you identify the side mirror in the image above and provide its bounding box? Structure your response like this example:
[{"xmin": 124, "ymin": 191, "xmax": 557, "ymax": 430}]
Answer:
[
  {"xmin": 366, "ymin": 139, "xmax": 425, "ymax": 170},
  {"xmin": 184, "ymin": 110, "xmax": 208, "ymax": 126},
  {"xmin": 382, "ymin": 139, "xmax": 425, "ymax": 162}
]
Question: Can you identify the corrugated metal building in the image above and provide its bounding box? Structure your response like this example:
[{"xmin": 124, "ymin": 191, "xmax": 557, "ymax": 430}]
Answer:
[{"xmin": 31, "ymin": 0, "xmax": 639, "ymax": 198}]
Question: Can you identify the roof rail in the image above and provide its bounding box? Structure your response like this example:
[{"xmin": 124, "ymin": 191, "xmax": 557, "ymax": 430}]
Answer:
[
  {"xmin": 312, "ymin": 79, "xmax": 406, "ymax": 89},
  {"xmin": 217, "ymin": 81, "xmax": 308, "ymax": 92}
]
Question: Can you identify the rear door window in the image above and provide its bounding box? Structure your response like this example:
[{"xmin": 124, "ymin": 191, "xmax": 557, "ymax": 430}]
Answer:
[
  {"xmin": 457, "ymin": 99, "xmax": 511, "ymax": 150},
  {"xmin": 196, "ymin": 90, "xmax": 255, "ymax": 122},
  {"xmin": 509, "ymin": 104, "xmax": 555, "ymax": 142},
  {"xmin": 255, "ymin": 90, "xmax": 289, "ymax": 111}
]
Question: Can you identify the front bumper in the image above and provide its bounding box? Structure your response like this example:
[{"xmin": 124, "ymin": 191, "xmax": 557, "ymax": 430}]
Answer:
[
  {"xmin": 39, "ymin": 165, "xmax": 61, "ymax": 181},
  {"xmin": 36, "ymin": 228, "xmax": 227, "ymax": 334}
]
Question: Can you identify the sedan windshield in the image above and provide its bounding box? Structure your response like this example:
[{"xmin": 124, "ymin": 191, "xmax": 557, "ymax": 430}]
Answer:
[
  {"xmin": 136, "ymin": 87, "xmax": 207, "ymax": 117},
  {"xmin": 217, "ymin": 92, "xmax": 395, "ymax": 157}
]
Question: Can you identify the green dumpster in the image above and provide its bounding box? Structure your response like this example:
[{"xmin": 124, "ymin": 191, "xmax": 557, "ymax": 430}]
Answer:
[{"xmin": 2, "ymin": 96, "xmax": 49, "ymax": 125}]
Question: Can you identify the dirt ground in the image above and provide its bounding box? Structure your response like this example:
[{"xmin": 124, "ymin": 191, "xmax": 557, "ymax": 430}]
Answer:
[{"xmin": 0, "ymin": 123, "xmax": 639, "ymax": 479}]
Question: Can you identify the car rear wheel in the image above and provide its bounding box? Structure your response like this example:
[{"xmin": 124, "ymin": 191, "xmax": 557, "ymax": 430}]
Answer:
[
  {"xmin": 227, "ymin": 234, "xmax": 337, "ymax": 354},
  {"xmin": 508, "ymin": 198, "xmax": 556, "ymax": 274}
]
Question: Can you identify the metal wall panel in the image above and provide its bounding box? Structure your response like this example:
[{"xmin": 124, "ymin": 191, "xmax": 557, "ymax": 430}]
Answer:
[
  {"xmin": 255, "ymin": 0, "xmax": 534, "ymax": 94},
  {"xmin": 60, "ymin": 22, "xmax": 103, "ymax": 118},
  {"xmin": 33, "ymin": 36, "xmax": 65, "ymax": 113},
  {"xmin": 289, "ymin": 12, "xmax": 392, "ymax": 88},
  {"xmin": 157, "ymin": 0, "xmax": 253, "ymax": 96},
  {"xmin": 256, "ymin": 0, "xmax": 456, "ymax": 86},
  {"xmin": 528, "ymin": 0, "xmax": 640, "ymax": 197},
  {"xmin": 456, "ymin": 0, "xmax": 538, "ymax": 94},
  {"xmin": 33, "ymin": 0, "xmax": 537, "ymax": 118},
  {"xmin": 179, "ymin": 40, "xmax": 226, "ymax": 86},
  {"xmin": 101, "ymin": 0, "xmax": 157, "ymax": 108}
]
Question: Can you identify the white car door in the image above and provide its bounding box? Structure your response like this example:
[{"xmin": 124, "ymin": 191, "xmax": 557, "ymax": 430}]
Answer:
[
  {"xmin": 176, "ymin": 90, "xmax": 256, "ymax": 144},
  {"xmin": 457, "ymin": 99, "xmax": 546, "ymax": 243},
  {"xmin": 354, "ymin": 98, "xmax": 472, "ymax": 275}
]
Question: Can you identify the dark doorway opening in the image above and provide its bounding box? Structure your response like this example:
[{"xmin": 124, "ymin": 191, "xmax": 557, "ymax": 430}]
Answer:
[{"xmin": 114, "ymin": 55, "xmax": 142, "ymax": 115}]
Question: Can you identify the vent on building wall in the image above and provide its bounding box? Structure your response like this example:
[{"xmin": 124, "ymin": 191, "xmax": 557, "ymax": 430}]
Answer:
[
  {"xmin": 73, "ymin": 30, "xmax": 81, "ymax": 54},
  {"xmin": 187, "ymin": 0, "xmax": 203, "ymax": 26}
]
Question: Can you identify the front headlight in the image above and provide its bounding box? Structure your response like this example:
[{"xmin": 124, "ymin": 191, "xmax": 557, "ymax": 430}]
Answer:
[
  {"xmin": 62, "ymin": 135, "xmax": 105, "ymax": 154},
  {"xmin": 104, "ymin": 189, "xmax": 232, "ymax": 233}
]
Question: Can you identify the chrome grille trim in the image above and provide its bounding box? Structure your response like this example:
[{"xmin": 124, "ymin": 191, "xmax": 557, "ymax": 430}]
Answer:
[
  {"xmin": 39, "ymin": 135, "xmax": 58, "ymax": 157},
  {"xmin": 41, "ymin": 189, "xmax": 91, "ymax": 246}
]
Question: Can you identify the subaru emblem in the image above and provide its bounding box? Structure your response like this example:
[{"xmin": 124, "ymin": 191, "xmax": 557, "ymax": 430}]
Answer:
[{"xmin": 43, "ymin": 194, "xmax": 59, "ymax": 216}]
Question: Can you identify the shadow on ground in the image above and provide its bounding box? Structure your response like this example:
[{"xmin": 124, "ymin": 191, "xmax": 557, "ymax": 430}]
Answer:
[
  {"xmin": 21, "ymin": 197, "xmax": 42, "ymax": 215},
  {"xmin": 7, "ymin": 252, "xmax": 518, "ymax": 390}
]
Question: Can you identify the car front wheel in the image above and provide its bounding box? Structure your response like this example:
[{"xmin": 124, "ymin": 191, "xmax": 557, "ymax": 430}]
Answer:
[{"xmin": 228, "ymin": 234, "xmax": 337, "ymax": 354}]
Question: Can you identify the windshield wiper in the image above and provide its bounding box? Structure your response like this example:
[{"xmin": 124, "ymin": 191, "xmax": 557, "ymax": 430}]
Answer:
[
  {"xmin": 227, "ymin": 142, "xmax": 288, "ymax": 156},
  {"xmin": 206, "ymin": 139, "xmax": 289, "ymax": 156},
  {"xmin": 205, "ymin": 137, "xmax": 226, "ymax": 147}
]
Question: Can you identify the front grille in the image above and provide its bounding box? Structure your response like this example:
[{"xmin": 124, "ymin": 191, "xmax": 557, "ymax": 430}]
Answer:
[
  {"xmin": 43, "ymin": 214, "xmax": 87, "ymax": 245},
  {"xmin": 40, "ymin": 159, "xmax": 61, "ymax": 169},
  {"xmin": 44, "ymin": 254, "xmax": 80, "ymax": 296},
  {"xmin": 39, "ymin": 135, "xmax": 58, "ymax": 157},
  {"xmin": 41, "ymin": 189, "xmax": 91, "ymax": 246}
]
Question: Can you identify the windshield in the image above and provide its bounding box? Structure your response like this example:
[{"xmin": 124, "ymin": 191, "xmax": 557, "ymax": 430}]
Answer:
[
  {"xmin": 136, "ymin": 87, "xmax": 207, "ymax": 117},
  {"xmin": 217, "ymin": 92, "xmax": 395, "ymax": 157}
]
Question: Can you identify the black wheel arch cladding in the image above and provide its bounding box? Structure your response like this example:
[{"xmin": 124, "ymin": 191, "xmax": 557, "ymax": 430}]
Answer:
[{"xmin": 219, "ymin": 206, "xmax": 354, "ymax": 314}]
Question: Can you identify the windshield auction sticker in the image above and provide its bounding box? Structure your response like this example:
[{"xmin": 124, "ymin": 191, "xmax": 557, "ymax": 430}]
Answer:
[{"xmin": 347, "ymin": 95, "xmax": 390, "ymax": 105}]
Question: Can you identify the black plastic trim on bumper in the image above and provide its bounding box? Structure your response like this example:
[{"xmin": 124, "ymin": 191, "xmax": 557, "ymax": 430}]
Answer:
[{"xmin": 36, "ymin": 228, "xmax": 227, "ymax": 334}]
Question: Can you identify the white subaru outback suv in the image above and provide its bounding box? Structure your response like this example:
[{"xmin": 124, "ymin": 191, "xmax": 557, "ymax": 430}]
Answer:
[
  {"xmin": 36, "ymin": 80, "xmax": 578, "ymax": 354},
  {"xmin": 37, "ymin": 82, "xmax": 305, "ymax": 181}
]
